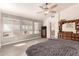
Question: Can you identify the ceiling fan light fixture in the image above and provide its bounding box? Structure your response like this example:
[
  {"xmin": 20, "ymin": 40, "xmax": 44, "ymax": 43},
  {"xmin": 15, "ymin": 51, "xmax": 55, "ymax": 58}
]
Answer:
[
  {"xmin": 44, "ymin": 10, "xmax": 49, "ymax": 14},
  {"xmin": 38, "ymin": 3, "xmax": 57, "ymax": 16}
]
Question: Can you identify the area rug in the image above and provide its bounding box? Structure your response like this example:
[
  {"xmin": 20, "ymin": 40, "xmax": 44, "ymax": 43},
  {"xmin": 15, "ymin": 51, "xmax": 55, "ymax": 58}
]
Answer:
[{"xmin": 26, "ymin": 39, "xmax": 79, "ymax": 56}]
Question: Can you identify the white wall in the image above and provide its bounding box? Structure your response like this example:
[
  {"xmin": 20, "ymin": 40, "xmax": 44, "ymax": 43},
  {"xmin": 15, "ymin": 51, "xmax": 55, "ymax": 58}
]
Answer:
[
  {"xmin": 43, "ymin": 17, "xmax": 51, "ymax": 38},
  {"xmin": 60, "ymin": 4, "xmax": 79, "ymax": 20}
]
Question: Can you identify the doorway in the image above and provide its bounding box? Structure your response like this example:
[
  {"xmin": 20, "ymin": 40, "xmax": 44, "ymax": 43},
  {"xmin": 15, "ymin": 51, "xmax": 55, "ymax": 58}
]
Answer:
[{"xmin": 50, "ymin": 23, "xmax": 55, "ymax": 39}]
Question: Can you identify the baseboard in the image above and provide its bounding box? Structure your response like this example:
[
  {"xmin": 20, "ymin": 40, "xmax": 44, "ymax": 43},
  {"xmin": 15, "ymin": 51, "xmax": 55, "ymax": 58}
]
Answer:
[{"xmin": 1, "ymin": 36, "xmax": 41, "ymax": 46}]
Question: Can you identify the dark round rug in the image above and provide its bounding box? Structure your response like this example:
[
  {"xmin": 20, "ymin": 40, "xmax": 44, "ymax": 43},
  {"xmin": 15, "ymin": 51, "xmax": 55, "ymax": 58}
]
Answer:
[{"xmin": 26, "ymin": 40, "xmax": 78, "ymax": 56}]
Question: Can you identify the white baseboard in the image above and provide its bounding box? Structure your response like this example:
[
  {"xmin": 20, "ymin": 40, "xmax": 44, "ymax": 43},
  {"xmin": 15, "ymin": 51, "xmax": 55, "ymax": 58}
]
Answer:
[{"xmin": 1, "ymin": 36, "xmax": 41, "ymax": 46}]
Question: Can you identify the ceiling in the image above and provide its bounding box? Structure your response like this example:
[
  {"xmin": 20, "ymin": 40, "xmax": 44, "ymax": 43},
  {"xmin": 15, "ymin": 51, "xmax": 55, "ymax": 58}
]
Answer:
[{"xmin": 0, "ymin": 3, "xmax": 76, "ymax": 20}]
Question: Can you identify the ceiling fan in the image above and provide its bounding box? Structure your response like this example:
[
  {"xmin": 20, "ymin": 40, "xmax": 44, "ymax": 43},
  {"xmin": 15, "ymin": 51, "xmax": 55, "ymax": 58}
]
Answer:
[{"xmin": 38, "ymin": 3, "xmax": 58, "ymax": 15}]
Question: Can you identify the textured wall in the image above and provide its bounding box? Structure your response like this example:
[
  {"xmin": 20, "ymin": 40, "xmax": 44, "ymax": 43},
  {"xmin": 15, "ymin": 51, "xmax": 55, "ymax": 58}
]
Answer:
[{"xmin": 60, "ymin": 4, "xmax": 79, "ymax": 20}]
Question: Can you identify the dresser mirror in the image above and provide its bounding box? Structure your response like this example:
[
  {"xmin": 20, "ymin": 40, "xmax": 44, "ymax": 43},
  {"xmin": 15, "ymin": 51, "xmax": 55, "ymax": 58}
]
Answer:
[{"xmin": 62, "ymin": 22, "xmax": 76, "ymax": 33}]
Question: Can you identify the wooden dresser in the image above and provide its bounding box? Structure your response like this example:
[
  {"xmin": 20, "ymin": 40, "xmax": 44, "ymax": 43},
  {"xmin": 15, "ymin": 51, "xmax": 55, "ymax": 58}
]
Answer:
[
  {"xmin": 58, "ymin": 32, "xmax": 79, "ymax": 41},
  {"xmin": 58, "ymin": 32, "xmax": 72, "ymax": 40}
]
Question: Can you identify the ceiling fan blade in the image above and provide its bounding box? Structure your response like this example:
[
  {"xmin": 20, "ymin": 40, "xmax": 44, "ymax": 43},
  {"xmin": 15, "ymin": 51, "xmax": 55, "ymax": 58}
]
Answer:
[
  {"xmin": 50, "ymin": 11, "xmax": 56, "ymax": 13},
  {"xmin": 39, "ymin": 6, "xmax": 44, "ymax": 9},
  {"xmin": 50, "ymin": 4, "xmax": 57, "ymax": 9},
  {"xmin": 37, "ymin": 11, "xmax": 44, "ymax": 13}
]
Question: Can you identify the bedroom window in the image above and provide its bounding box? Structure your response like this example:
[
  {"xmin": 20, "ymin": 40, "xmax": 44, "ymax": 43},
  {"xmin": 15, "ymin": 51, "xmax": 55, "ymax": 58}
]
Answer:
[
  {"xmin": 2, "ymin": 13, "xmax": 42, "ymax": 45},
  {"xmin": 21, "ymin": 20, "xmax": 33, "ymax": 35},
  {"xmin": 3, "ymin": 17, "xmax": 20, "ymax": 38},
  {"xmin": 34, "ymin": 22, "xmax": 41, "ymax": 34}
]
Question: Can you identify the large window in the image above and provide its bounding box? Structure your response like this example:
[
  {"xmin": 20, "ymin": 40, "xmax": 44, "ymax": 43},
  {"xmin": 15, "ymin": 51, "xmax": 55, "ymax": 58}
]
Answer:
[
  {"xmin": 34, "ymin": 22, "xmax": 41, "ymax": 34},
  {"xmin": 3, "ymin": 17, "xmax": 20, "ymax": 38},
  {"xmin": 3, "ymin": 17, "xmax": 42, "ymax": 38},
  {"xmin": 2, "ymin": 14, "xmax": 42, "ymax": 45},
  {"xmin": 21, "ymin": 20, "xmax": 33, "ymax": 35}
]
